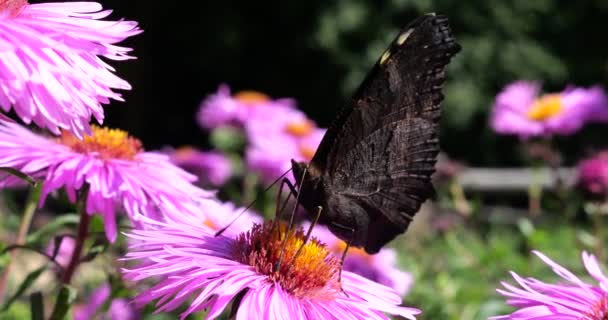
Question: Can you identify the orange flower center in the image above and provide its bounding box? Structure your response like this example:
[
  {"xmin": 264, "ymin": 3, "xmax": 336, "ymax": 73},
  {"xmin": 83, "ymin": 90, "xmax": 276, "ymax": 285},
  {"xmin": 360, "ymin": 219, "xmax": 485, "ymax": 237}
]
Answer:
[
  {"xmin": 332, "ymin": 240, "xmax": 373, "ymax": 262},
  {"xmin": 285, "ymin": 120, "xmax": 314, "ymax": 137},
  {"xmin": 232, "ymin": 221, "xmax": 340, "ymax": 299},
  {"xmin": 299, "ymin": 145, "xmax": 316, "ymax": 160},
  {"xmin": 0, "ymin": 0, "xmax": 27, "ymax": 18},
  {"xmin": 233, "ymin": 91, "xmax": 270, "ymax": 105},
  {"xmin": 527, "ymin": 94, "xmax": 563, "ymax": 121},
  {"xmin": 58, "ymin": 126, "xmax": 143, "ymax": 160},
  {"xmin": 172, "ymin": 146, "xmax": 196, "ymax": 160}
]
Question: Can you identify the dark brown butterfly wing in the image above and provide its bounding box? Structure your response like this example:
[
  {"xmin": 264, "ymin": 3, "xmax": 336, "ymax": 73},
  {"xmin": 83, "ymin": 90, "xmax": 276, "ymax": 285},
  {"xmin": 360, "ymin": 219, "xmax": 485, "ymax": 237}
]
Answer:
[{"xmin": 311, "ymin": 14, "xmax": 460, "ymax": 252}]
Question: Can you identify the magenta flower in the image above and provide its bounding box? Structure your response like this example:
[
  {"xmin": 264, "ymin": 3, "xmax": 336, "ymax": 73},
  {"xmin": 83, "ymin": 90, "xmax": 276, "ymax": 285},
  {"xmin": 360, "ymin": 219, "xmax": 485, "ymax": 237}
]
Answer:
[
  {"xmin": 492, "ymin": 250, "xmax": 608, "ymax": 319},
  {"xmin": 305, "ymin": 224, "xmax": 413, "ymax": 296},
  {"xmin": 578, "ymin": 151, "xmax": 608, "ymax": 197},
  {"xmin": 0, "ymin": 1, "xmax": 141, "ymax": 138},
  {"xmin": 74, "ymin": 283, "xmax": 139, "ymax": 320},
  {"xmin": 197, "ymin": 85, "xmax": 295, "ymax": 129},
  {"xmin": 167, "ymin": 146, "xmax": 232, "ymax": 187},
  {"xmin": 0, "ymin": 120, "xmax": 210, "ymax": 241},
  {"xmin": 122, "ymin": 218, "xmax": 420, "ymax": 320},
  {"xmin": 490, "ymin": 81, "xmax": 608, "ymax": 137}
]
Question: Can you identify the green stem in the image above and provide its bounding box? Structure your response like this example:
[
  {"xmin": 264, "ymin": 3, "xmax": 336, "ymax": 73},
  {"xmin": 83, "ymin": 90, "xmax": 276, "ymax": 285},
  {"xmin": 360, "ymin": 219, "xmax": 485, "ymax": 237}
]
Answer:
[
  {"xmin": 0, "ymin": 186, "xmax": 40, "ymax": 301},
  {"xmin": 60, "ymin": 186, "xmax": 90, "ymax": 284},
  {"xmin": 528, "ymin": 166, "xmax": 542, "ymax": 217},
  {"xmin": 591, "ymin": 204, "xmax": 604, "ymax": 261}
]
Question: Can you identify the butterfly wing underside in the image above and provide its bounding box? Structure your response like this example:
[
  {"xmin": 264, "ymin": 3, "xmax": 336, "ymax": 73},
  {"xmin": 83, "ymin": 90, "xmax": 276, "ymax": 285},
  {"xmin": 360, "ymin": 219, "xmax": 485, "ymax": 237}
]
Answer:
[{"xmin": 311, "ymin": 14, "xmax": 460, "ymax": 253}]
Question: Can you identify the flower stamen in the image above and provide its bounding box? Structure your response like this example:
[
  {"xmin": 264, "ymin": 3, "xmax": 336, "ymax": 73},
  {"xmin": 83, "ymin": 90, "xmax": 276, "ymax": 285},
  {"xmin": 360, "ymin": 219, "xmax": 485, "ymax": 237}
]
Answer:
[
  {"xmin": 232, "ymin": 221, "xmax": 341, "ymax": 299},
  {"xmin": 583, "ymin": 294, "xmax": 608, "ymax": 320},
  {"xmin": 58, "ymin": 126, "xmax": 143, "ymax": 160},
  {"xmin": 286, "ymin": 120, "xmax": 314, "ymax": 137},
  {"xmin": 234, "ymin": 91, "xmax": 270, "ymax": 105},
  {"xmin": 527, "ymin": 94, "xmax": 563, "ymax": 121},
  {"xmin": 0, "ymin": 0, "xmax": 27, "ymax": 18}
]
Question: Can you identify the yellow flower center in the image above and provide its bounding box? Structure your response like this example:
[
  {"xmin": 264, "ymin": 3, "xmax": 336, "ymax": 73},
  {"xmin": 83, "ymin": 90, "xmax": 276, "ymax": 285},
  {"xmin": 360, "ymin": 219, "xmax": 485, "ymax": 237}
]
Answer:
[
  {"xmin": 232, "ymin": 221, "xmax": 341, "ymax": 299},
  {"xmin": 527, "ymin": 94, "xmax": 563, "ymax": 121},
  {"xmin": 285, "ymin": 120, "xmax": 314, "ymax": 137},
  {"xmin": 58, "ymin": 126, "xmax": 143, "ymax": 160},
  {"xmin": 233, "ymin": 91, "xmax": 270, "ymax": 105},
  {"xmin": 0, "ymin": 0, "xmax": 27, "ymax": 18}
]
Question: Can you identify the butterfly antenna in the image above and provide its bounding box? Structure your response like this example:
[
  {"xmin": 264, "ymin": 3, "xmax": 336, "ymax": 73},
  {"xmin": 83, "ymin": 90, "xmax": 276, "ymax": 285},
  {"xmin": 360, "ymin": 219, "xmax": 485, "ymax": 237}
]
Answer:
[{"xmin": 215, "ymin": 168, "xmax": 293, "ymax": 237}]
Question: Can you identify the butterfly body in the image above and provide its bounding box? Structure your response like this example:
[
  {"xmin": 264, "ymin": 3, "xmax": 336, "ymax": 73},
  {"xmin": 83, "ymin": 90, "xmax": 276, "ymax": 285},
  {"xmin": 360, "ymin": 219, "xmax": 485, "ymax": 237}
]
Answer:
[{"xmin": 292, "ymin": 13, "xmax": 460, "ymax": 254}]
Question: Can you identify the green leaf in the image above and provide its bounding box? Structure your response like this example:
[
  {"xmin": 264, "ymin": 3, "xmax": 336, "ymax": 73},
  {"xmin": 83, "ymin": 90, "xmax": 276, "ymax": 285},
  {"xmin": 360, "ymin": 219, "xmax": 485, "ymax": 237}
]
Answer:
[
  {"xmin": 49, "ymin": 285, "xmax": 77, "ymax": 320},
  {"xmin": 0, "ymin": 167, "xmax": 36, "ymax": 186},
  {"xmin": 25, "ymin": 214, "xmax": 79, "ymax": 244},
  {"xmin": 1, "ymin": 265, "xmax": 46, "ymax": 311},
  {"xmin": 79, "ymin": 237, "xmax": 108, "ymax": 263},
  {"xmin": 29, "ymin": 292, "xmax": 43, "ymax": 320},
  {"xmin": 210, "ymin": 126, "xmax": 246, "ymax": 152}
]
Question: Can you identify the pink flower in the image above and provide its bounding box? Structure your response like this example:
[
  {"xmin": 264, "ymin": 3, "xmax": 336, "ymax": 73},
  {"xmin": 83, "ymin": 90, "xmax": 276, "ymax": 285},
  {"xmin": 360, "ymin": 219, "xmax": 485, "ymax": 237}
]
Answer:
[
  {"xmin": 74, "ymin": 283, "xmax": 139, "ymax": 320},
  {"xmin": 305, "ymin": 224, "xmax": 413, "ymax": 296},
  {"xmin": 45, "ymin": 236, "xmax": 75, "ymax": 268},
  {"xmin": 578, "ymin": 151, "xmax": 608, "ymax": 197},
  {"xmin": 0, "ymin": 1, "xmax": 142, "ymax": 138},
  {"xmin": 492, "ymin": 250, "xmax": 608, "ymax": 319},
  {"xmin": 490, "ymin": 81, "xmax": 608, "ymax": 137},
  {"xmin": 245, "ymin": 104, "xmax": 325, "ymax": 183},
  {"xmin": 122, "ymin": 217, "xmax": 420, "ymax": 320},
  {"xmin": 197, "ymin": 85, "xmax": 295, "ymax": 129},
  {"xmin": 0, "ymin": 119, "xmax": 211, "ymax": 241},
  {"xmin": 167, "ymin": 146, "xmax": 232, "ymax": 187}
]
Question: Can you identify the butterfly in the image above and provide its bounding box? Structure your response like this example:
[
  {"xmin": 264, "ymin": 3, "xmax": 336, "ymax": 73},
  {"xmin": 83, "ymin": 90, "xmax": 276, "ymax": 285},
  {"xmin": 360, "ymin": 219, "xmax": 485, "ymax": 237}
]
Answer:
[{"xmin": 289, "ymin": 13, "xmax": 461, "ymax": 254}]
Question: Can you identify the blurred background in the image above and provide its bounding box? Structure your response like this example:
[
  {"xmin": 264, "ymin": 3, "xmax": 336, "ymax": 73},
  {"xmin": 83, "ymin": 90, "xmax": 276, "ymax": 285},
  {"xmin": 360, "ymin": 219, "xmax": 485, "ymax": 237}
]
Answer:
[
  {"xmin": 93, "ymin": 0, "xmax": 608, "ymax": 166},
  {"xmin": 6, "ymin": 1, "xmax": 608, "ymax": 319}
]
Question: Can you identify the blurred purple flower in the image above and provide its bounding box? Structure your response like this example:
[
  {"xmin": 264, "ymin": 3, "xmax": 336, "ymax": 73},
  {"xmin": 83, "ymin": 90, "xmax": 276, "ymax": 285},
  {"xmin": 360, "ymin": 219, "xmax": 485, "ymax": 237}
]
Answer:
[
  {"xmin": 168, "ymin": 146, "xmax": 232, "ymax": 187},
  {"xmin": 245, "ymin": 106, "xmax": 325, "ymax": 183},
  {"xmin": 490, "ymin": 81, "xmax": 608, "ymax": 137},
  {"xmin": 491, "ymin": 250, "xmax": 608, "ymax": 319},
  {"xmin": 0, "ymin": 120, "xmax": 211, "ymax": 241},
  {"xmin": 197, "ymin": 85, "xmax": 296, "ymax": 129},
  {"xmin": 305, "ymin": 224, "xmax": 413, "ymax": 296},
  {"xmin": 578, "ymin": 151, "xmax": 608, "ymax": 197},
  {"xmin": 123, "ymin": 218, "xmax": 420, "ymax": 320},
  {"xmin": 45, "ymin": 236, "xmax": 75, "ymax": 269},
  {"xmin": 0, "ymin": 1, "xmax": 141, "ymax": 138},
  {"xmin": 74, "ymin": 283, "xmax": 138, "ymax": 320}
]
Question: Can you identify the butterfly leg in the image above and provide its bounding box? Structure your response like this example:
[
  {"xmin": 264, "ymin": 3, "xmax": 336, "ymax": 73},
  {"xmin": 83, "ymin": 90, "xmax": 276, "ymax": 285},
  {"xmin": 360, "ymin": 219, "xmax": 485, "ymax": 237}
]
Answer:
[
  {"xmin": 285, "ymin": 205, "xmax": 323, "ymax": 273},
  {"xmin": 330, "ymin": 222, "xmax": 356, "ymax": 297},
  {"xmin": 271, "ymin": 178, "xmax": 299, "ymax": 237},
  {"xmin": 275, "ymin": 168, "xmax": 308, "ymax": 272}
]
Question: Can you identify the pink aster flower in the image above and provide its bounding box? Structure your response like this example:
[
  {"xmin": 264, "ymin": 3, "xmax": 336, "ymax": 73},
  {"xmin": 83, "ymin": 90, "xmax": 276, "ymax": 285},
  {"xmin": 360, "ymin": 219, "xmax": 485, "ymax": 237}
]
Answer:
[
  {"xmin": 45, "ymin": 236, "xmax": 75, "ymax": 268},
  {"xmin": 492, "ymin": 250, "xmax": 608, "ymax": 319},
  {"xmin": 74, "ymin": 283, "xmax": 139, "ymax": 320},
  {"xmin": 245, "ymin": 103, "xmax": 326, "ymax": 183},
  {"xmin": 490, "ymin": 81, "xmax": 608, "ymax": 137},
  {"xmin": 122, "ymin": 218, "xmax": 420, "ymax": 320},
  {"xmin": 167, "ymin": 146, "xmax": 232, "ymax": 187},
  {"xmin": 304, "ymin": 224, "xmax": 413, "ymax": 296},
  {"xmin": 0, "ymin": 119, "xmax": 211, "ymax": 241},
  {"xmin": 578, "ymin": 151, "xmax": 608, "ymax": 197},
  {"xmin": 0, "ymin": 1, "xmax": 142, "ymax": 137},
  {"xmin": 197, "ymin": 85, "xmax": 295, "ymax": 130}
]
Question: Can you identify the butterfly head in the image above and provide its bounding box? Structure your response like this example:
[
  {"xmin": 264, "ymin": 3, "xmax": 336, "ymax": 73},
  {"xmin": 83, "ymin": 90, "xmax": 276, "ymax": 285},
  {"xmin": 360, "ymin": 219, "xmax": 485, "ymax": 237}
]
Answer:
[{"xmin": 290, "ymin": 159, "xmax": 324, "ymax": 206}]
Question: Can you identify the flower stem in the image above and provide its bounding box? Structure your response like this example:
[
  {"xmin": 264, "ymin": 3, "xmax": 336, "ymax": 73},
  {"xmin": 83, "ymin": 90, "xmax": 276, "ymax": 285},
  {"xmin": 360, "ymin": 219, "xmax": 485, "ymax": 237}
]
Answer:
[
  {"xmin": 591, "ymin": 203, "xmax": 605, "ymax": 261},
  {"xmin": 60, "ymin": 186, "xmax": 90, "ymax": 284},
  {"xmin": 0, "ymin": 186, "xmax": 39, "ymax": 300}
]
